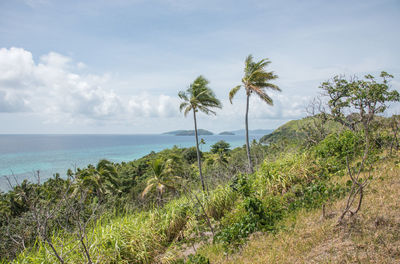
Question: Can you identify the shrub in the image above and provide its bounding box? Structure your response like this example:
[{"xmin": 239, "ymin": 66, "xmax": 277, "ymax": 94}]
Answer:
[
  {"xmin": 315, "ymin": 130, "xmax": 362, "ymax": 172},
  {"xmin": 183, "ymin": 147, "xmax": 202, "ymax": 164},
  {"xmin": 186, "ymin": 254, "xmax": 210, "ymax": 264},
  {"xmin": 205, "ymin": 186, "xmax": 237, "ymax": 221},
  {"xmin": 230, "ymin": 173, "xmax": 252, "ymax": 197},
  {"xmin": 210, "ymin": 140, "xmax": 231, "ymax": 154}
]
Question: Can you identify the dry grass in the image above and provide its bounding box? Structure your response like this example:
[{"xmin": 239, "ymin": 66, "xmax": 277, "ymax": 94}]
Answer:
[{"xmin": 203, "ymin": 155, "xmax": 400, "ymax": 264}]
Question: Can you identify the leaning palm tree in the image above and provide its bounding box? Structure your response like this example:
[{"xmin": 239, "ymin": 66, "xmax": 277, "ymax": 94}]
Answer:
[
  {"xmin": 229, "ymin": 55, "xmax": 280, "ymax": 173},
  {"xmin": 179, "ymin": 76, "xmax": 222, "ymax": 192}
]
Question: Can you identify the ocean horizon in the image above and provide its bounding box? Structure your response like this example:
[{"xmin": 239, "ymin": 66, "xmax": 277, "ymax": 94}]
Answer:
[{"xmin": 0, "ymin": 133, "xmax": 265, "ymax": 191}]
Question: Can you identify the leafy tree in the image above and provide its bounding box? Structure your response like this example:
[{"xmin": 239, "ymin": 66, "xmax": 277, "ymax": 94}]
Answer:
[
  {"xmin": 183, "ymin": 146, "xmax": 202, "ymax": 164},
  {"xmin": 320, "ymin": 71, "xmax": 400, "ymax": 222},
  {"xmin": 210, "ymin": 140, "xmax": 231, "ymax": 154},
  {"xmin": 179, "ymin": 76, "xmax": 222, "ymax": 192},
  {"xmin": 229, "ymin": 55, "xmax": 280, "ymax": 173}
]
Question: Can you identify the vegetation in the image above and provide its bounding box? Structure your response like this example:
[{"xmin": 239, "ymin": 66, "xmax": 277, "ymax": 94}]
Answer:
[
  {"xmin": 229, "ymin": 54, "xmax": 280, "ymax": 173},
  {"xmin": 1, "ymin": 70, "xmax": 399, "ymax": 264},
  {"xmin": 179, "ymin": 75, "xmax": 222, "ymax": 192}
]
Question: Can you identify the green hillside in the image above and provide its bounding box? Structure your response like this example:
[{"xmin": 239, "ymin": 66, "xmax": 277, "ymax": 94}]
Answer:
[
  {"xmin": 260, "ymin": 116, "xmax": 341, "ymax": 146},
  {"xmin": 2, "ymin": 114, "xmax": 399, "ymax": 264}
]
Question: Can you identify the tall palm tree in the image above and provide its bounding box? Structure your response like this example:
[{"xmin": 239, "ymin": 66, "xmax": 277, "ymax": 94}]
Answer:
[
  {"xmin": 229, "ymin": 55, "xmax": 280, "ymax": 173},
  {"xmin": 179, "ymin": 75, "xmax": 222, "ymax": 192}
]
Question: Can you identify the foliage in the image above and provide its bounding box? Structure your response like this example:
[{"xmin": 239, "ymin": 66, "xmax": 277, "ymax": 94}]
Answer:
[
  {"xmin": 186, "ymin": 254, "xmax": 210, "ymax": 264},
  {"xmin": 179, "ymin": 75, "xmax": 222, "ymax": 192},
  {"xmin": 183, "ymin": 147, "xmax": 202, "ymax": 164},
  {"xmin": 210, "ymin": 140, "xmax": 231, "ymax": 154},
  {"xmin": 315, "ymin": 130, "xmax": 363, "ymax": 173},
  {"xmin": 320, "ymin": 71, "xmax": 399, "ymax": 222},
  {"xmin": 2, "ymin": 108, "xmax": 399, "ymax": 263},
  {"xmin": 229, "ymin": 54, "xmax": 280, "ymax": 173},
  {"xmin": 320, "ymin": 71, "xmax": 400, "ymax": 130}
]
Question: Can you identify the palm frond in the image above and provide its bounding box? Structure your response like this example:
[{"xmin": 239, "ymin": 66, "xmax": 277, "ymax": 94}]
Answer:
[
  {"xmin": 179, "ymin": 75, "xmax": 221, "ymax": 117},
  {"xmin": 198, "ymin": 105, "xmax": 216, "ymax": 115},
  {"xmin": 229, "ymin": 85, "xmax": 241, "ymax": 104},
  {"xmin": 259, "ymin": 82, "xmax": 281, "ymax": 92},
  {"xmin": 157, "ymin": 183, "xmax": 166, "ymax": 195},
  {"xmin": 244, "ymin": 54, "xmax": 254, "ymax": 74},
  {"xmin": 141, "ymin": 183, "xmax": 155, "ymax": 198},
  {"xmin": 178, "ymin": 91, "xmax": 189, "ymax": 101},
  {"xmin": 179, "ymin": 102, "xmax": 189, "ymax": 112},
  {"xmin": 250, "ymin": 85, "xmax": 274, "ymax": 105},
  {"xmin": 184, "ymin": 105, "xmax": 192, "ymax": 117}
]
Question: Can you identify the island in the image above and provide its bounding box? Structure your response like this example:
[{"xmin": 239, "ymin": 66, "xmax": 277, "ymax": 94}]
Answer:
[
  {"xmin": 219, "ymin": 131, "xmax": 235, "ymax": 135},
  {"xmin": 163, "ymin": 129, "xmax": 214, "ymax": 136}
]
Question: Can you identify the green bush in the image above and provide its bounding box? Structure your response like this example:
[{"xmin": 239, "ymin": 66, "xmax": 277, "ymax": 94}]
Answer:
[
  {"xmin": 183, "ymin": 147, "xmax": 202, "ymax": 164},
  {"xmin": 215, "ymin": 196, "xmax": 284, "ymax": 245},
  {"xmin": 186, "ymin": 254, "xmax": 210, "ymax": 264},
  {"xmin": 230, "ymin": 173, "xmax": 252, "ymax": 197},
  {"xmin": 315, "ymin": 130, "xmax": 363, "ymax": 173}
]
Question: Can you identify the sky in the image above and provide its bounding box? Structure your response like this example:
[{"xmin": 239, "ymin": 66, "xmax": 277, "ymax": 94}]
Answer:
[{"xmin": 0, "ymin": 0, "xmax": 399, "ymax": 134}]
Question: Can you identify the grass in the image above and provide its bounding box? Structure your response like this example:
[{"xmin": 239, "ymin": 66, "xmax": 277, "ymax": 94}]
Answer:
[
  {"xmin": 10, "ymin": 138, "xmax": 399, "ymax": 263},
  {"xmin": 198, "ymin": 154, "xmax": 400, "ymax": 263}
]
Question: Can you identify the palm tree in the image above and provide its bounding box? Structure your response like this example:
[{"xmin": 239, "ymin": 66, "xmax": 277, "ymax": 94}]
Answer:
[
  {"xmin": 229, "ymin": 55, "xmax": 280, "ymax": 173},
  {"xmin": 76, "ymin": 160, "xmax": 120, "ymax": 200},
  {"xmin": 141, "ymin": 159, "xmax": 178, "ymax": 206},
  {"xmin": 179, "ymin": 76, "xmax": 222, "ymax": 192}
]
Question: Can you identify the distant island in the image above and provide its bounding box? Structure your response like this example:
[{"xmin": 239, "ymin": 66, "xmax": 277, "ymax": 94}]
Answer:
[
  {"xmin": 219, "ymin": 131, "xmax": 235, "ymax": 135},
  {"xmin": 163, "ymin": 129, "xmax": 273, "ymax": 136},
  {"xmin": 163, "ymin": 129, "xmax": 214, "ymax": 136},
  {"xmin": 229, "ymin": 129, "xmax": 274, "ymax": 135},
  {"xmin": 217, "ymin": 129, "xmax": 274, "ymax": 136}
]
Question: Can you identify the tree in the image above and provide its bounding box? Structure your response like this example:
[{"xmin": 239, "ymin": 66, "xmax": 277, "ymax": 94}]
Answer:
[
  {"xmin": 179, "ymin": 76, "xmax": 222, "ymax": 192},
  {"xmin": 141, "ymin": 159, "xmax": 179, "ymax": 206},
  {"xmin": 76, "ymin": 160, "xmax": 121, "ymax": 201},
  {"xmin": 320, "ymin": 71, "xmax": 400, "ymax": 222},
  {"xmin": 229, "ymin": 55, "xmax": 280, "ymax": 173},
  {"xmin": 210, "ymin": 140, "xmax": 231, "ymax": 154}
]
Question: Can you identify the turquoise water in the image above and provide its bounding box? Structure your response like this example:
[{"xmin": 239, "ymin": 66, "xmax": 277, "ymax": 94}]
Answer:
[{"xmin": 0, "ymin": 134, "xmax": 263, "ymax": 191}]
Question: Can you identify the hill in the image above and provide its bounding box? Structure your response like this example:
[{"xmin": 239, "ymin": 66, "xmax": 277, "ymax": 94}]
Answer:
[
  {"xmin": 260, "ymin": 116, "xmax": 340, "ymax": 145},
  {"xmin": 163, "ymin": 129, "xmax": 214, "ymax": 136},
  {"xmin": 228, "ymin": 129, "xmax": 273, "ymax": 135},
  {"xmin": 162, "ymin": 130, "xmax": 187, "ymax": 135},
  {"xmin": 200, "ymin": 156, "xmax": 400, "ymax": 263},
  {"xmin": 4, "ymin": 115, "xmax": 399, "ymax": 264},
  {"xmin": 218, "ymin": 131, "xmax": 235, "ymax": 135}
]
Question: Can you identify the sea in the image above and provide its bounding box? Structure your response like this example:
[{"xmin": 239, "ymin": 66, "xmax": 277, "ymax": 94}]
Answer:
[{"xmin": 0, "ymin": 133, "xmax": 264, "ymax": 191}]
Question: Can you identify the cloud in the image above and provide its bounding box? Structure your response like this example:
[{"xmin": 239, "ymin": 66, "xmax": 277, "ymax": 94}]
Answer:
[
  {"xmin": 0, "ymin": 48, "xmax": 124, "ymax": 122},
  {"xmin": 0, "ymin": 90, "xmax": 30, "ymax": 112},
  {"xmin": 127, "ymin": 94, "xmax": 180, "ymax": 118},
  {"xmin": 215, "ymin": 92, "xmax": 309, "ymax": 122},
  {"xmin": 0, "ymin": 48, "xmax": 324, "ymax": 132},
  {"xmin": 0, "ymin": 47, "xmax": 183, "ymax": 124}
]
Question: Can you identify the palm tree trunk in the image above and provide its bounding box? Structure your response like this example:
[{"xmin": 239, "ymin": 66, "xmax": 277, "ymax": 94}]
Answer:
[
  {"xmin": 193, "ymin": 110, "xmax": 206, "ymax": 192},
  {"xmin": 245, "ymin": 93, "xmax": 253, "ymax": 173}
]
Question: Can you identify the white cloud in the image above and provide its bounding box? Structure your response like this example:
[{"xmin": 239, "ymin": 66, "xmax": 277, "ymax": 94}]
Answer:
[
  {"xmin": 127, "ymin": 93, "xmax": 180, "ymax": 118},
  {"xmin": 0, "ymin": 47, "xmax": 363, "ymax": 133},
  {"xmin": 0, "ymin": 47, "xmax": 183, "ymax": 125},
  {"xmin": 215, "ymin": 92, "xmax": 309, "ymax": 122}
]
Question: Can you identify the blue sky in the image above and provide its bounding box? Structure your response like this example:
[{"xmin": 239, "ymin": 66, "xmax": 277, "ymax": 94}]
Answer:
[{"xmin": 0, "ymin": 0, "xmax": 399, "ymax": 133}]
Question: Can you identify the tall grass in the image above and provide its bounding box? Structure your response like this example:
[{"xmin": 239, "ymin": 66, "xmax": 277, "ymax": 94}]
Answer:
[{"xmin": 13, "ymin": 196, "xmax": 194, "ymax": 264}]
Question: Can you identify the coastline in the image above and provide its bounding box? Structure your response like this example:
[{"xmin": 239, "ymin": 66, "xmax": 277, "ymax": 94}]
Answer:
[{"xmin": 0, "ymin": 133, "xmax": 265, "ymax": 191}]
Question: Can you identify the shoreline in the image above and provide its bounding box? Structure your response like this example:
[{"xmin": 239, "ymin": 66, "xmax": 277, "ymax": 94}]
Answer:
[{"xmin": 0, "ymin": 133, "xmax": 266, "ymax": 192}]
